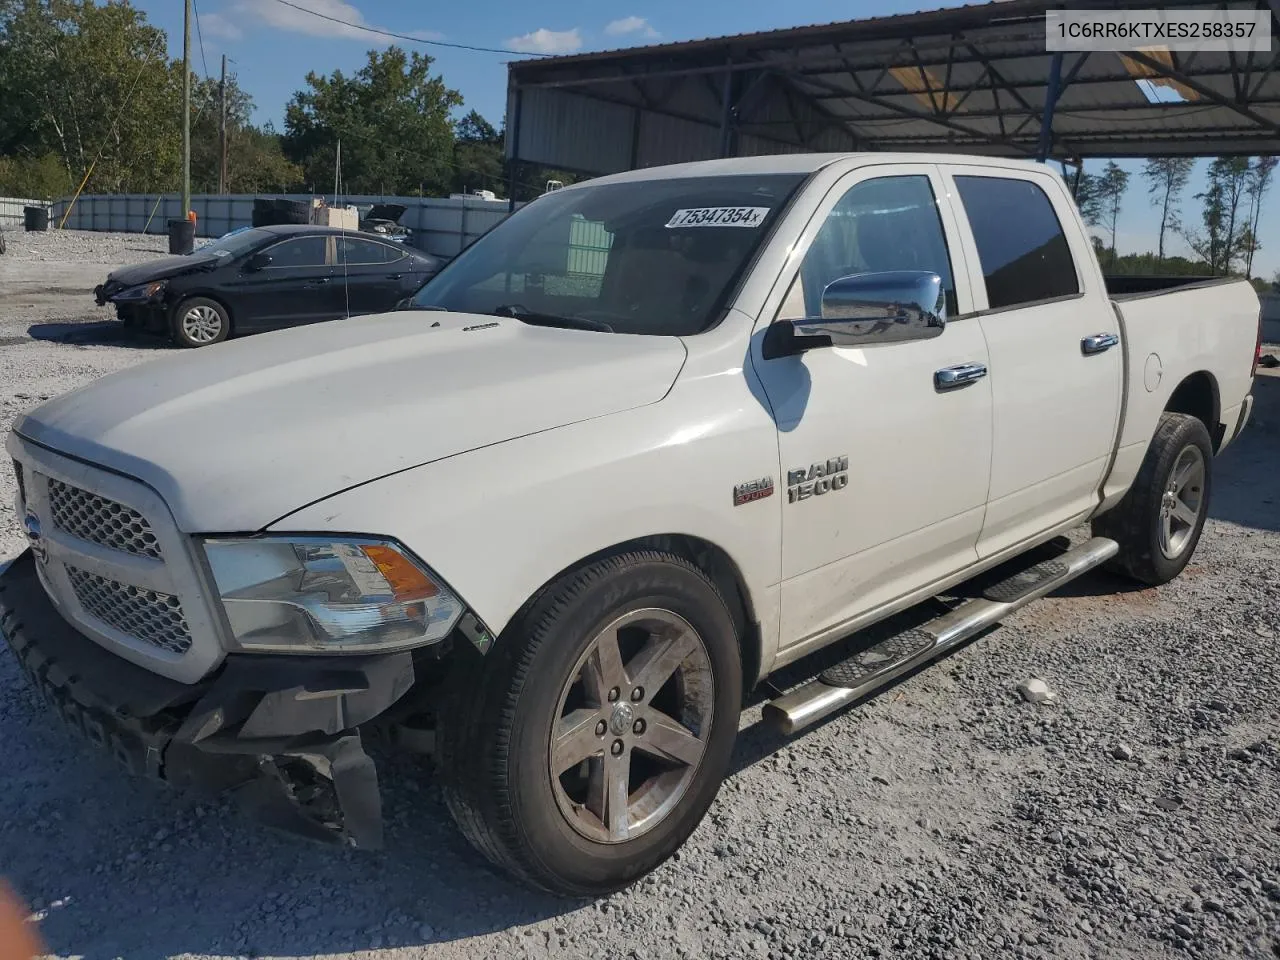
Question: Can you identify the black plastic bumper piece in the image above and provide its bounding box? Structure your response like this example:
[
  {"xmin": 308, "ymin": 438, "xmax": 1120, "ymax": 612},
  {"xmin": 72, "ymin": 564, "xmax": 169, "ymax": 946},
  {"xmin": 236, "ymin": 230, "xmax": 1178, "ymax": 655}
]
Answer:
[{"xmin": 0, "ymin": 550, "xmax": 415, "ymax": 850}]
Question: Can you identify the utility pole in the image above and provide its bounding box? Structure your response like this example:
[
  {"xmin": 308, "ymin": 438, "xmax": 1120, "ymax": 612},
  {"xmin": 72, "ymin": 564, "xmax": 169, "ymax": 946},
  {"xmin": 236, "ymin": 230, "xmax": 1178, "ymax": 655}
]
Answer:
[
  {"xmin": 181, "ymin": 0, "xmax": 192, "ymax": 217},
  {"xmin": 218, "ymin": 54, "xmax": 228, "ymax": 194}
]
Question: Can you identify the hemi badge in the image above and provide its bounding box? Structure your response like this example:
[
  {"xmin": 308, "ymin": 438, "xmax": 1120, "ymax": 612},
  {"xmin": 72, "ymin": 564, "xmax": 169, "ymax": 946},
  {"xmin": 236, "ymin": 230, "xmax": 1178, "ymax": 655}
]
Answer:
[{"xmin": 733, "ymin": 477, "xmax": 775, "ymax": 507}]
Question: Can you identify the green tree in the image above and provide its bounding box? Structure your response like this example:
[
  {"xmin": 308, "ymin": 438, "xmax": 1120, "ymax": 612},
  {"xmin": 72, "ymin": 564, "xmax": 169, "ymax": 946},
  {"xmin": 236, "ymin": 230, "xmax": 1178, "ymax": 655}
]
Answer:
[
  {"xmin": 1243, "ymin": 155, "xmax": 1276, "ymax": 278},
  {"xmin": 1183, "ymin": 157, "xmax": 1251, "ymax": 274},
  {"xmin": 1075, "ymin": 170, "xmax": 1105, "ymax": 228},
  {"xmin": 0, "ymin": 0, "xmax": 181, "ymax": 193},
  {"xmin": 451, "ymin": 109, "xmax": 505, "ymax": 195},
  {"xmin": 283, "ymin": 46, "xmax": 462, "ymax": 196},
  {"xmin": 1097, "ymin": 161, "xmax": 1130, "ymax": 268},
  {"xmin": 1141, "ymin": 157, "xmax": 1194, "ymax": 260},
  {"xmin": 1077, "ymin": 163, "xmax": 1129, "ymax": 268},
  {"xmin": 189, "ymin": 75, "xmax": 300, "ymax": 194}
]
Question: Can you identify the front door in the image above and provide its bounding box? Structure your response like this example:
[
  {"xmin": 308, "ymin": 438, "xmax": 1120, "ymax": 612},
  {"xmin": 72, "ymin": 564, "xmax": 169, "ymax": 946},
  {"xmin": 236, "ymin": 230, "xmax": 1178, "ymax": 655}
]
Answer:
[
  {"xmin": 750, "ymin": 166, "xmax": 994, "ymax": 649},
  {"xmin": 941, "ymin": 166, "xmax": 1123, "ymax": 557},
  {"xmin": 233, "ymin": 234, "xmax": 334, "ymax": 329}
]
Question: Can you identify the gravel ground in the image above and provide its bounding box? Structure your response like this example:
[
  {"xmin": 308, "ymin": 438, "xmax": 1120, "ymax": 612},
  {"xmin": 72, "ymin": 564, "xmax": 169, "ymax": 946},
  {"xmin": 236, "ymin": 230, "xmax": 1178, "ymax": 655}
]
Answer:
[{"xmin": 0, "ymin": 230, "xmax": 1278, "ymax": 960}]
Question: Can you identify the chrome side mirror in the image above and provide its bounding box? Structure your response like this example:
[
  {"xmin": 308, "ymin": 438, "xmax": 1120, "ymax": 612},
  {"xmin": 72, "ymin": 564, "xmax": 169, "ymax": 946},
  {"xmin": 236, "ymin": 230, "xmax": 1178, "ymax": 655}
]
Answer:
[{"xmin": 765, "ymin": 270, "xmax": 946, "ymax": 358}]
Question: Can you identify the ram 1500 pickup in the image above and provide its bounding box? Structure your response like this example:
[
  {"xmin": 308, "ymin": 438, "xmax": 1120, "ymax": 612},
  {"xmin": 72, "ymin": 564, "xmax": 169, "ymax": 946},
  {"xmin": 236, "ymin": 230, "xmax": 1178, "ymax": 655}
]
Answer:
[{"xmin": 1, "ymin": 154, "xmax": 1262, "ymax": 896}]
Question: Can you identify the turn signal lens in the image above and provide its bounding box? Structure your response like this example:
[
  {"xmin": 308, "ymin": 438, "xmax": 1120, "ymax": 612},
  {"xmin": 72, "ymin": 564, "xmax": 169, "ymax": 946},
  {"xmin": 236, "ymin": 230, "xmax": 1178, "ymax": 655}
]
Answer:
[{"xmin": 361, "ymin": 544, "xmax": 438, "ymax": 600}]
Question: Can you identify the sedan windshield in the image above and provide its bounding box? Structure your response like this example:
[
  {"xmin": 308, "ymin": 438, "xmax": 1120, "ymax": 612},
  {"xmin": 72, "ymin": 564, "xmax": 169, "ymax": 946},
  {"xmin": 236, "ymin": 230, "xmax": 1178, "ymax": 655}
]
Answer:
[
  {"xmin": 410, "ymin": 173, "xmax": 807, "ymax": 336},
  {"xmin": 198, "ymin": 227, "xmax": 271, "ymax": 258}
]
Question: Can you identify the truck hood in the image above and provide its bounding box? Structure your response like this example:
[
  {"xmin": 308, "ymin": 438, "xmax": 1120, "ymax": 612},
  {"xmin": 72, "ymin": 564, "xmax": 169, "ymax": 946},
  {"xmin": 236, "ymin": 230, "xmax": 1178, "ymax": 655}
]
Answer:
[{"xmin": 13, "ymin": 312, "xmax": 687, "ymax": 531}]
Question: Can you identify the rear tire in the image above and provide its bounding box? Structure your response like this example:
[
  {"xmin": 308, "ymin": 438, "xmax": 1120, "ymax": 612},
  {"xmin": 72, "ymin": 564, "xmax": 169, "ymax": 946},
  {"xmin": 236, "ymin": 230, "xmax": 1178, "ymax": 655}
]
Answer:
[
  {"xmin": 439, "ymin": 551, "xmax": 742, "ymax": 897},
  {"xmin": 170, "ymin": 297, "xmax": 230, "ymax": 348},
  {"xmin": 1092, "ymin": 412, "xmax": 1213, "ymax": 586}
]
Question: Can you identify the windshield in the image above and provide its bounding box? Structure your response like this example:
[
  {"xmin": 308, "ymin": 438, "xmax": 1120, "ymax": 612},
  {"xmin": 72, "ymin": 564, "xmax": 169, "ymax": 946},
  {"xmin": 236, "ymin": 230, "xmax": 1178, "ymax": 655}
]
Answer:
[
  {"xmin": 197, "ymin": 227, "xmax": 271, "ymax": 258},
  {"xmin": 410, "ymin": 173, "xmax": 806, "ymax": 336}
]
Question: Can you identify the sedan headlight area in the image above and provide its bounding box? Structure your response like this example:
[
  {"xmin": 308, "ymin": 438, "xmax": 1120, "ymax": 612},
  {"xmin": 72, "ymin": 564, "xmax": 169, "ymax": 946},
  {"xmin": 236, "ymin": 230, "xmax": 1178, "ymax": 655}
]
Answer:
[
  {"xmin": 111, "ymin": 279, "xmax": 167, "ymax": 302},
  {"xmin": 202, "ymin": 536, "xmax": 464, "ymax": 653}
]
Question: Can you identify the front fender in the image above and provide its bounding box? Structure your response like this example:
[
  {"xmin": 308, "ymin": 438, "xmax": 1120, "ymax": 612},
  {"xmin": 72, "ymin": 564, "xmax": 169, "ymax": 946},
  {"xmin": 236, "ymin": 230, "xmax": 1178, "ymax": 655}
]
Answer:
[{"xmin": 271, "ymin": 385, "xmax": 783, "ymax": 660}]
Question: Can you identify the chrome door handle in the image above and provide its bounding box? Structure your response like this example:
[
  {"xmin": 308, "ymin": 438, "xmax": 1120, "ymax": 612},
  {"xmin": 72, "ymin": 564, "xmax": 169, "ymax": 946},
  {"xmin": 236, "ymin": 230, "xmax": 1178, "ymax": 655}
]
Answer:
[
  {"xmin": 934, "ymin": 362, "xmax": 988, "ymax": 391},
  {"xmin": 1082, "ymin": 332, "xmax": 1119, "ymax": 355}
]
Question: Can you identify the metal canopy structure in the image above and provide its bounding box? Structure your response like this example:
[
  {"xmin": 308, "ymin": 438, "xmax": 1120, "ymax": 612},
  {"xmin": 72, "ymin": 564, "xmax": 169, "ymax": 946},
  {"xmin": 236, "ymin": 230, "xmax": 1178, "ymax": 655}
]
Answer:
[{"xmin": 504, "ymin": 0, "xmax": 1280, "ymax": 182}]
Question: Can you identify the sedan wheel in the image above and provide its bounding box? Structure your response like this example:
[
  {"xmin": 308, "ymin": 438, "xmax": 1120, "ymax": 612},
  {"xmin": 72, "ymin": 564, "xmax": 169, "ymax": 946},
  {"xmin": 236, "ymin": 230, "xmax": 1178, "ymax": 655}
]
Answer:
[{"xmin": 171, "ymin": 297, "xmax": 230, "ymax": 348}]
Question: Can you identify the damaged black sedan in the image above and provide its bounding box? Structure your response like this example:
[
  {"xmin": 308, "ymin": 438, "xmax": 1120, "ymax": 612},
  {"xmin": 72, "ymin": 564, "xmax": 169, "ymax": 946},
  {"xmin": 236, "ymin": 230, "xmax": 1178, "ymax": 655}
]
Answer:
[{"xmin": 94, "ymin": 224, "xmax": 443, "ymax": 348}]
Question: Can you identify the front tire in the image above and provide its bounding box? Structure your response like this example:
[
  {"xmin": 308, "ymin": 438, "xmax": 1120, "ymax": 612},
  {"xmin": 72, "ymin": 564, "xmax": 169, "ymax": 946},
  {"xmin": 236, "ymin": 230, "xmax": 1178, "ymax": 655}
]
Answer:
[
  {"xmin": 1092, "ymin": 412, "xmax": 1213, "ymax": 586},
  {"xmin": 440, "ymin": 551, "xmax": 742, "ymax": 897},
  {"xmin": 170, "ymin": 296, "xmax": 230, "ymax": 348}
]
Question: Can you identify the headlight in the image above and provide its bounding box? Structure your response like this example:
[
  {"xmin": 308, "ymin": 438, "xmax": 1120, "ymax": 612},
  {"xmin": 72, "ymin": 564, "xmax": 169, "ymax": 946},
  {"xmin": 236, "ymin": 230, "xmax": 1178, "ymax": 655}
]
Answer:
[
  {"xmin": 202, "ymin": 536, "xmax": 464, "ymax": 653},
  {"xmin": 111, "ymin": 279, "xmax": 167, "ymax": 301}
]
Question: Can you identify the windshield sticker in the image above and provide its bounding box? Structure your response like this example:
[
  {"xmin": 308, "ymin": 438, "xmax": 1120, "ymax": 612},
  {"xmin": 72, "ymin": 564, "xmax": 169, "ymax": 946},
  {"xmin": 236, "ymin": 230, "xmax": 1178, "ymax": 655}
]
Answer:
[{"xmin": 665, "ymin": 206, "xmax": 770, "ymax": 228}]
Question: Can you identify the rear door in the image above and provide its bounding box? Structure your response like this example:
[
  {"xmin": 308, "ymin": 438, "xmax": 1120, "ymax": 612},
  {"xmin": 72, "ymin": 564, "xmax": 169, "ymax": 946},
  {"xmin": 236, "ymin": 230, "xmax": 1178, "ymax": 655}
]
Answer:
[
  {"xmin": 233, "ymin": 235, "xmax": 334, "ymax": 329},
  {"xmin": 334, "ymin": 236, "xmax": 416, "ymax": 316},
  {"xmin": 750, "ymin": 164, "xmax": 994, "ymax": 649},
  {"xmin": 941, "ymin": 165, "xmax": 1123, "ymax": 557}
]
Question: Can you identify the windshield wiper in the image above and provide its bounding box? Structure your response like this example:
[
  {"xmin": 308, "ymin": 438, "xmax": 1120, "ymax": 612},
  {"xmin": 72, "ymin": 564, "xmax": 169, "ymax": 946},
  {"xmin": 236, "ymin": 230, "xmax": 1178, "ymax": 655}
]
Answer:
[{"xmin": 492, "ymin": 304, "xmax": 613, "ymax": 332}]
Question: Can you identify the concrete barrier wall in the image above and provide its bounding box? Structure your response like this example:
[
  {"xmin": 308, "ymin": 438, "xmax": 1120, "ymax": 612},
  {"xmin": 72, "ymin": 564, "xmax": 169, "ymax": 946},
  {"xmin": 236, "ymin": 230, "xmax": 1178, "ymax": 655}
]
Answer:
[{"xmin": 44, "ymin": 193, "xmax": 527, "ymax": 258}]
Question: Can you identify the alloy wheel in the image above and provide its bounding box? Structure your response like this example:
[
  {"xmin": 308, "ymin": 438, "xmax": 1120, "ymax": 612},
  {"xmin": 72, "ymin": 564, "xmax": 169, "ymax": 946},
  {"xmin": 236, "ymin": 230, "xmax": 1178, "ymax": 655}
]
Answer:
[
  {"xmin": 1158, "ymin": 444, "xmax": 1206, "ymax": 559},
  {"xmin": 181, "ymin": 305, "xmax": 223, "ymax": 344},
  {"xmin": 549, "ymin": 608, "xmax": 715, "ymax": 844}
]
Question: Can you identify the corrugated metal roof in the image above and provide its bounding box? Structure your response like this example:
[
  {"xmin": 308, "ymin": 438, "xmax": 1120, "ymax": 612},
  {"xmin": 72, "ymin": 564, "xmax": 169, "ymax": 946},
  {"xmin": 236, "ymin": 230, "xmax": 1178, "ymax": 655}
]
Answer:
[{"xmin": 507, "ymin": 0, "xmax": 1280, "ymax": 171}]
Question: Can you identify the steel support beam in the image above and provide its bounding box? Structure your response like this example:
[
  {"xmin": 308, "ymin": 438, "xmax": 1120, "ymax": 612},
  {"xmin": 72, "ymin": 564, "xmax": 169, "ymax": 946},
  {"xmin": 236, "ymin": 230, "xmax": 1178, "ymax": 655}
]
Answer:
[
  {"xmin": 719, "ymin": 61, "xmax": 736, "ymax": 157},
  {"xmin": 1037, "ymin": 51, "xmax": 1064, "ymax": 162},
  {"xmin": 801, "ymin": 71, "xmax": 1035, "ymax": 155},
  {"xmin": 506, "ymin": 86, "xmax": 523, "ymax": 212}
]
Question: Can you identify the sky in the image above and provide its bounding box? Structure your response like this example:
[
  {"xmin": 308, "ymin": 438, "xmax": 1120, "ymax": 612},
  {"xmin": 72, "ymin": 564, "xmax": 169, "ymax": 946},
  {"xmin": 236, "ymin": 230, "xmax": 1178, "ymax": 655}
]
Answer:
[{"xmin": 129, "ymin": 0, "xmax": 1280, "ymax": 279}]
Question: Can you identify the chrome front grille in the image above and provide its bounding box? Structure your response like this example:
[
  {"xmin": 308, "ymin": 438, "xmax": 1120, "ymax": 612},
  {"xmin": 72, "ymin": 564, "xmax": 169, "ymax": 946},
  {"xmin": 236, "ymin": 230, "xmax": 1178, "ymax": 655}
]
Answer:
[
  {"xmin": 11, "ymin": 437, "xmax": 223, "ymax": 681},
  {"xmin": 47, "ymin": 477, "xmax": 163, "ymax": 559},
  {"xmin": 64, "ymin": 566, "xmax": 193, "ymax": 655}
]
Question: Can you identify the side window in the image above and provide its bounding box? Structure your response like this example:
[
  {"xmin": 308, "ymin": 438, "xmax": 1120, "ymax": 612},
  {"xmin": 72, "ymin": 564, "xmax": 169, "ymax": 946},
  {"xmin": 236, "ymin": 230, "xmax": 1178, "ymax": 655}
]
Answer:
[
  {"xmin": 337, "ymin": 237, "xmax": 402, "ymax": 265},
  {"xmin": 954, "ymin": 175, "xmax": 1079, "ymax": 310},
  {"xmin": 264, "ymin": 236, "xmax": 327, "ymax": 268},
  {"xmin": 795, "ymin": 175, "xmax": 956, "ymax": 318}
]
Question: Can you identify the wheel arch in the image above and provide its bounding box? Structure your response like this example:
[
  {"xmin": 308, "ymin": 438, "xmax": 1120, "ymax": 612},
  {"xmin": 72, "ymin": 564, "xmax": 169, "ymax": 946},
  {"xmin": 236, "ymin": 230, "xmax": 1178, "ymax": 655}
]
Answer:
[
  {"xmin": 1163, "ymin": 370, "xmax": 1221, "ymax": 449},
  {"xmin": 504, "ymin": 533, "xmax": 762, "ymax": 700}
]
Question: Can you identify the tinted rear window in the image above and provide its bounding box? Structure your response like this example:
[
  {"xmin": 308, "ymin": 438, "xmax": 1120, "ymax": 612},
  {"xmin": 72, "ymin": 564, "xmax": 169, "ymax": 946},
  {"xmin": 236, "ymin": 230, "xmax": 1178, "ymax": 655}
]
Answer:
[{"xmin": 954, "ymin": 176, "xmax": 1079, "ymax": 310}]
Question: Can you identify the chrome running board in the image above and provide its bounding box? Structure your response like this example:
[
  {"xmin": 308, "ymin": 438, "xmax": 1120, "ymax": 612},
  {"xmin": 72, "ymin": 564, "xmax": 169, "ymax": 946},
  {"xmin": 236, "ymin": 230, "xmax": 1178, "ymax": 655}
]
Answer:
[{"xmin": 762, "ymin": 537, "xmax": 1119, "ymax": 735}]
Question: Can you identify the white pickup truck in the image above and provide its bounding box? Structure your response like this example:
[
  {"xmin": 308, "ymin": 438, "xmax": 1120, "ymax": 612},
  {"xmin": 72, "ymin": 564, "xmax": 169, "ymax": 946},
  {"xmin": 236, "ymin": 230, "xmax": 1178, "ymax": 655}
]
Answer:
[{"xmin": 2, "ymin": 154, "xmax": 1262, "ymax": 896}]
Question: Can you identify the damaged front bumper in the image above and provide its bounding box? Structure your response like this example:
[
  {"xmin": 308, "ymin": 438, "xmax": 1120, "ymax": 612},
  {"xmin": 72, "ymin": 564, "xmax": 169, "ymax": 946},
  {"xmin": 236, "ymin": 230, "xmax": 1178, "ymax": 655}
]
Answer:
[{"xmin": 0, "ymin": 550, "xmax": 414, "ymax": 849}]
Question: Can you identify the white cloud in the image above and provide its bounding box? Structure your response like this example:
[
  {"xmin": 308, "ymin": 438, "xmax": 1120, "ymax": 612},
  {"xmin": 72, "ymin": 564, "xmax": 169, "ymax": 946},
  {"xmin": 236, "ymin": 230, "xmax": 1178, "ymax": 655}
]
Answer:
[
  {"xmin": 604, "ymin": 16, "xmax": 659, "ymax": 39},
  {"xmin": 235, "ymin": 0, "xmax": 442, "ymax": 43},
  {"xmin": 200, "ymin": 11, "xmax": 243, "ymax": 41},
  {"xmin": 504, "ymin": 27, "xmax": 583, "ymax": 55}
]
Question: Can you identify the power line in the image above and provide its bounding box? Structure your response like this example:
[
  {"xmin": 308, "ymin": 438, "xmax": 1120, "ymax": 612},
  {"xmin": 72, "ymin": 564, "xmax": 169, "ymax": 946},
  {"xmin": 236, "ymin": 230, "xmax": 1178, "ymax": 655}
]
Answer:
[
  {"xmin": 268, "ymin": 0, "xmax": 550, "ymax": 57},
  {"xmin": 192, "ymin": 0, "xmax": 210, "ymax": 80}
]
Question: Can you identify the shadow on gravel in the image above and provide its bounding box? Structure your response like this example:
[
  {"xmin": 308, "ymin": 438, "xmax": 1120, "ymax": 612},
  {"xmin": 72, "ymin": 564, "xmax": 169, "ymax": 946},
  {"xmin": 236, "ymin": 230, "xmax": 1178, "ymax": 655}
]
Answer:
[
  {"xmin": 26, "ymin": 320, "xmax": 166, "ymax": 349},
  {"xmin": 2, "ymin": 720, "xmax": 581, "ymax": 958}
]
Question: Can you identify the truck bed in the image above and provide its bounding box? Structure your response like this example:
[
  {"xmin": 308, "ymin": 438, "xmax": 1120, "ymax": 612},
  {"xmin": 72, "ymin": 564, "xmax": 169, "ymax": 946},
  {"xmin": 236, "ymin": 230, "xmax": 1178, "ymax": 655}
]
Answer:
[{"xmin": 1105, "ymin": 274, "xmax": 1238, "ymax": 299}]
